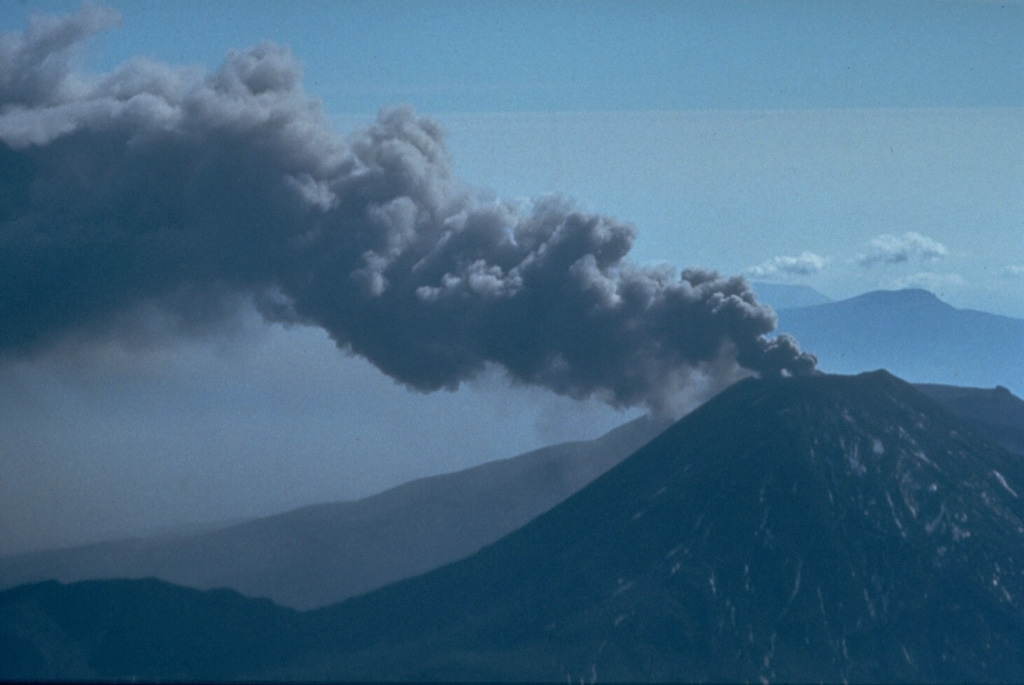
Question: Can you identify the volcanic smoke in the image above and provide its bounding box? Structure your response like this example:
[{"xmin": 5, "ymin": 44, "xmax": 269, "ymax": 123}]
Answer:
[{"xmin": 0, "ymin": 6, "xmax": 816, "ymax": 414}]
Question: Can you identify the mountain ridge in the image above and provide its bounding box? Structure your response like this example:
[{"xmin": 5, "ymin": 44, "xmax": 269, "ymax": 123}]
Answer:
[
  {"xmin": 4, "ymin": 370, "xmax": 1023, "ymax": 682},
  {"xmin": 0, "ymin": 414, "xmax": 668, "ymax": 609},
  {"xmin": 2, "ymin": 377, "xmax": 1021, "ymax": 614},
  {"xmin": 292, "ymin": 370, "xmax": 1024, "ymax": 681},
  {"xmin": 777, "ymin": 288, "xmax": 1024, "ymax": 396},
  {"xmin": 916, "ymin": 382, "xmax": 1024, "ymax": 456}
]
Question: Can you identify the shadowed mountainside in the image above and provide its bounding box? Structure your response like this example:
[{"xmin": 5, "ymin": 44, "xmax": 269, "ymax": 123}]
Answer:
[
  {"xmin": 0, "ymin": 579, "xmax": 306, "ymax": 681},
  {"xmin": 288, "ymin": 370, "xmax": 1024, "ymax": 682},
  {"xmin": 3, "ymin": 371, "xmax": 1023, "ymax": 682},
  {"xmin": 1, "ymin": 379, "xmax": 1020, "ymax": 613},
  {"xmin": 0, "ymin": 414, "xmax": 668, "ymax": 609},
  {"xmin": 916, "ymin": 383, "xmax": 1024, "ymax": 456}
]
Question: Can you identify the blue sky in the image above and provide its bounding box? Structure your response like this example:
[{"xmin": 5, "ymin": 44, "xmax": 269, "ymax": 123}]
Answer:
[
  {"xmin": 2, "ymin": 0, "xmax": 1020, "ymax": 311},
  {"xmin": 22, "ymin": 0, "xmax": 1021, "ymax": 112},
  {"xmin": 0, "ymin": 0, "xmax": 1021, "ymax": 554}
]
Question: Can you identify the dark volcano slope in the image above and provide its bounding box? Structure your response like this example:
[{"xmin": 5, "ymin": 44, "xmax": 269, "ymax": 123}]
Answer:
[
  {"xmin": 915, "ymin": 382, "xmax": 1024, "ymax": 456},
  {"xmin": 5, "ymin": 381, "xmax": 1020, "ymax": 612},
  {"xmin": 3, "ymin": 371, "xmax": 1023, "ymax": 682},
  {"xmin": 294, "ymin": 370, "xmax": 1024, "ymax": 682},
  {"xmin": 0, "ymin": 578, "xmax": 308, "ymax": 682}
]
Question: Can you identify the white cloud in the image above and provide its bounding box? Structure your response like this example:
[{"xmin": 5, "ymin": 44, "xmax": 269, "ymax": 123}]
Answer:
[
  {"xmin": 747, "ymin": 251, "xmax": 829, "ymax": 279},
  {"xmin": 859, "ymin": 231, "xmax": 948, "ymax": 266},
  {"xmin": 1001, "ymin": 265, "xmax": 1024, "ymax": 278}
]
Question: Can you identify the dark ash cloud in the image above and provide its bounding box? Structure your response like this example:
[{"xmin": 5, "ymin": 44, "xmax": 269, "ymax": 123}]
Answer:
[{"xmin": 0, "ymin": 7, "xmax": 815, "ymax": 413}]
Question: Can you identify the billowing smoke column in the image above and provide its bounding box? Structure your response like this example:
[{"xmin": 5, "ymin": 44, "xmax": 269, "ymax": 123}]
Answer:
[{"xmin": 0, "ymin": 6, "xmax": 815, "ymax": 413}]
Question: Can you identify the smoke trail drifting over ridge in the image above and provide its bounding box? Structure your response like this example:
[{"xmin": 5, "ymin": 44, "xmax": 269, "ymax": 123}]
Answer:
[{"xmin": 0, "ymin": 7, "xmax": 815, "ymax": 412}]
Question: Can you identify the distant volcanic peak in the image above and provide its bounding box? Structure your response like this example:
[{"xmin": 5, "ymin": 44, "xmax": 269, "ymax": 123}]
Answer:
[
  {"xmin": 850, "ymin": 287, "xmax": 949, "ymax": 309},
  {"xmin": 869, "ymin": 287, "xmax": 940, "ymax": 300}
]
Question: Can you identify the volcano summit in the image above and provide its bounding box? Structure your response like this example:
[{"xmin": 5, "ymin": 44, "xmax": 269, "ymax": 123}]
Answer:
[
  {"xmin": 290, "ymin": 370, "xmax": 1024, "ymax": 682},
  {"xmin": 2, "ymin": 371, "xmax": 1023, "ymax": 682}
]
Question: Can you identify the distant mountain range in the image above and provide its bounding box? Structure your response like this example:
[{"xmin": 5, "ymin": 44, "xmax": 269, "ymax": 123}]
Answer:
[
  {"xmin": 776, "ymin": 288, "xmax": 1024, "ymax": 396},
  {"xmin": 3, "ymin": 371, "xmax": 1022, "ymax": 682},
  {"xmin": 2, "ymin": 377, "xmax": 1022, "ymax": 611},
  {"xmin": 2, "ymin": 378, "xmax": 1021, "ymax": 615},
  {"xmin": 0, "ymin": 414, "xmax": 669, "ymax": 610}
]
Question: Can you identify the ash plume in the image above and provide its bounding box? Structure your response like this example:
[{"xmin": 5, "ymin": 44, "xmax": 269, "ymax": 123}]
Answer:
[{"xmin": 0, "ymin": 6, "xmax": 815, "ymax": 413}]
